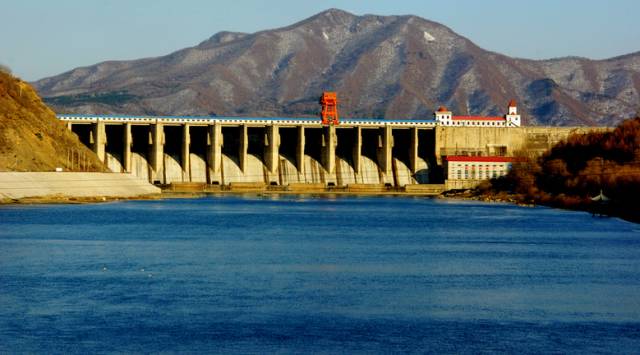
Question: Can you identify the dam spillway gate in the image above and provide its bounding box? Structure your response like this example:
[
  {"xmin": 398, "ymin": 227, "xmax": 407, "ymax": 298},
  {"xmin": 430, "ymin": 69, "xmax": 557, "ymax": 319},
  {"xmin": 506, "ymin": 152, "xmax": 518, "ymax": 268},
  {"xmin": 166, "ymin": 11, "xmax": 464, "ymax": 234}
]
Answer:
[{"xmin": 61, "ymin": 115, "xmax": 438, "ymax": 187}]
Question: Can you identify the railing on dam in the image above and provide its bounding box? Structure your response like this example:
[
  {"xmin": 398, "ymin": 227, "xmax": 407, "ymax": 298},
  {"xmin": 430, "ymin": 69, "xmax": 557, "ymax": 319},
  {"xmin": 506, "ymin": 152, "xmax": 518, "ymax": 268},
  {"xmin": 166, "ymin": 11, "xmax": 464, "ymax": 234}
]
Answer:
[{"xmin": 57, "ymin": 114, "xmax": 439, "ymax": 127}]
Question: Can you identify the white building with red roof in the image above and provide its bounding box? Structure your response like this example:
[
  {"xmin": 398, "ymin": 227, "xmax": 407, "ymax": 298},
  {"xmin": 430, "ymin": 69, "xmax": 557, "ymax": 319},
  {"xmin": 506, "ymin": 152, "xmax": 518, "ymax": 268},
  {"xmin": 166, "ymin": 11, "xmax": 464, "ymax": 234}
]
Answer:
[
  {"xmin": 444, "ymin": 155, "xmax": 524, "ymax": 190},
  {"xmin": 434, "ymin": 100, "xmax": 521, "ymax": 127},
  {"xmin": 446, "ymin": 156, "xmax": 514, "ymax": 179}
]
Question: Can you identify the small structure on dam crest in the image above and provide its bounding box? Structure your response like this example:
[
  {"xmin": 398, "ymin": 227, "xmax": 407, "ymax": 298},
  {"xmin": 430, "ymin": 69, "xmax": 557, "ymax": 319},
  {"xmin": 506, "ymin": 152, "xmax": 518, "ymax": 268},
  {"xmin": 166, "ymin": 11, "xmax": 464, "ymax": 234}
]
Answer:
[
  {"xmin": 319, "ymin": 92, "xmax": 339, "ymax": 125},
  {"xmin": 434, "ymin": 100, "xmax": 521, "ymax": 127}
]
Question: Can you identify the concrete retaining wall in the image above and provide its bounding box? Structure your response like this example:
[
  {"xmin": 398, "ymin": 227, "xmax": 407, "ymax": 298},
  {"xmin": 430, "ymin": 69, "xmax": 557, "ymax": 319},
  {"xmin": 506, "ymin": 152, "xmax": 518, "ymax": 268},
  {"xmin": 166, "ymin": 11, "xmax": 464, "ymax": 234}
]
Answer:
[
  {"xmin": 435, "ymin": 126, "xmax": 607, "ymax": 160},
  {"xmin": 445, "ymin": 179, "xmax": 486, "ymax": 190},
  {"xmin": 0, "ymin": 172, "xmax": 160, "ymax": 200}
]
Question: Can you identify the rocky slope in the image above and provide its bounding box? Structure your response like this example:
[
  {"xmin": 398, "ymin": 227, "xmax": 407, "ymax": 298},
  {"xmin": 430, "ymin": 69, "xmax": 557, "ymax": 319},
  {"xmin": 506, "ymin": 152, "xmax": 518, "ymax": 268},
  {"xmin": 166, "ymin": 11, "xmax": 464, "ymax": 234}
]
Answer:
[
  {"xmin": 0, "ymin": 70, "xmax": 105, "ymax": 172},
  {"xmin": 34, "ymin": 9, "xmax": 640, "ymax": 126}
]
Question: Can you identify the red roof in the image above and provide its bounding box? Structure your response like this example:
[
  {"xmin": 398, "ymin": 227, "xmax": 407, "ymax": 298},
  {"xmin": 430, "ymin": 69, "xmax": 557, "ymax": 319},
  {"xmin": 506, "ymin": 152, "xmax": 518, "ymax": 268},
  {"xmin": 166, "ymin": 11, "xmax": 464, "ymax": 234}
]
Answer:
[
  {"xmin": 446, "ymin": 156, "xmax": 517, "ymax": 162},
  {"xmin": 452, "ymin": 116, "xmax": 505, "ymax": 121},
  {"xmin": 508, "ymin": 99, "xmax": 517, "ymax": 107},
  {"xmin": 437, "ymin": 106, "xmax": 449, "ymax": 112}
]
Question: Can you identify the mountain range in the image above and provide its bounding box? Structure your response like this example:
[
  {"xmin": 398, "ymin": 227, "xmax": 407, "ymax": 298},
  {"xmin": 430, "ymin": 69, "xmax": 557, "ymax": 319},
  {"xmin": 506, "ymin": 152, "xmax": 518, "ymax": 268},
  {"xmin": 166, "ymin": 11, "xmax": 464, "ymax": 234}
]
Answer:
[{"xmin": 34, "ymin": 9, "xmax": 640, "ymax": 126}]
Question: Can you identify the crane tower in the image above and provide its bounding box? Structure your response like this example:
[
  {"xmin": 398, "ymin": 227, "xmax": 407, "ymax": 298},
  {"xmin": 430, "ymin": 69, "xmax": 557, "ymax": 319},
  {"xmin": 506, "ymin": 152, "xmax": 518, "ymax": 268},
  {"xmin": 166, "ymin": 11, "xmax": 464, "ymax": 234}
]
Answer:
[{"xmin": 319, "ymin": 92, "xmax": 339, "ymax": 125}]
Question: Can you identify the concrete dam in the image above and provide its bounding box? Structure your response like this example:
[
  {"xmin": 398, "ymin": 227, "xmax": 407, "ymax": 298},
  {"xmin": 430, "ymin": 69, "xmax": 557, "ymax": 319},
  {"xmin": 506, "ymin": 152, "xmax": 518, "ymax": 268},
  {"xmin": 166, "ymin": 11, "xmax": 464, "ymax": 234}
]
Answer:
[{"xmin": 58, "ymin": 114, "xmax": 598, "ymax": 189}]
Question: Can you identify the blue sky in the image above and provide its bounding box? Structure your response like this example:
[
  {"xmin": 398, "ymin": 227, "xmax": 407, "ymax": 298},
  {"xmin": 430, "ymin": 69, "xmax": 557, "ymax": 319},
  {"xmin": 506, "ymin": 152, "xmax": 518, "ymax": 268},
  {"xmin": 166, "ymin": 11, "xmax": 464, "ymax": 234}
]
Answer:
[{"xmin": 1, "ymin": 0, "xmax": 639, "ymax": 81}]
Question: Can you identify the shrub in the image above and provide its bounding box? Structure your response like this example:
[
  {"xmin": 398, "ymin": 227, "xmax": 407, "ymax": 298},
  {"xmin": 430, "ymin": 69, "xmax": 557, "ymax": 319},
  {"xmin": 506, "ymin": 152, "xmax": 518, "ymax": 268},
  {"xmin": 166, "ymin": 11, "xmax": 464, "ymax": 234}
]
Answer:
[{"xmin": 0, "ymin": 64, "xmax": 11, "ymax": 74}]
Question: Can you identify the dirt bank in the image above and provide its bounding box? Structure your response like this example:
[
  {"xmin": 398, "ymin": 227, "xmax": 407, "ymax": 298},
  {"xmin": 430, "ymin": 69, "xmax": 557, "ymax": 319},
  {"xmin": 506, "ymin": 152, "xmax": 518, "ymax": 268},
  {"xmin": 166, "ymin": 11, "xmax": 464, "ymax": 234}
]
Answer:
[{"xmin": 0, "ymin": 71, "xmax": 105, "ymax": 172}]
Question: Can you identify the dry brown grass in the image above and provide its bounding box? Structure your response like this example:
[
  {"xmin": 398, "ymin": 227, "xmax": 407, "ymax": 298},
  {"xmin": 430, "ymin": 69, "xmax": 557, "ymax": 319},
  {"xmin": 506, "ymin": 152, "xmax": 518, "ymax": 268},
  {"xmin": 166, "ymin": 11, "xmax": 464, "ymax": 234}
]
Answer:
[{"xmin": 0, "ymin": 71, "xmax": 105, "ymax": 172}]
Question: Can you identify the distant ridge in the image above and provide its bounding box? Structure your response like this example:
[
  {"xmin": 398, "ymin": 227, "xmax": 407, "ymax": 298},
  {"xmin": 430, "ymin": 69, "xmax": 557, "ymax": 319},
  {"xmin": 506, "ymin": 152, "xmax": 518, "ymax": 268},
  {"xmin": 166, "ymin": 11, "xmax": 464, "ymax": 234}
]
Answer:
[{"xmin": 34, "ymin": 9, "xmax": 640, "ymax": 126}]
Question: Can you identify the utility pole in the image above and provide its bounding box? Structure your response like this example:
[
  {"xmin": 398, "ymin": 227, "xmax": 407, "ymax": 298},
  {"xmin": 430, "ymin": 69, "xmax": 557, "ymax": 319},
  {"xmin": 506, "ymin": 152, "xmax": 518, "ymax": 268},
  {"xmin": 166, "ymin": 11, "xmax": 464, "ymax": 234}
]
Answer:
[{"xmin": 599, "ymin": 156, "xmax": 604, "ymax": 195}]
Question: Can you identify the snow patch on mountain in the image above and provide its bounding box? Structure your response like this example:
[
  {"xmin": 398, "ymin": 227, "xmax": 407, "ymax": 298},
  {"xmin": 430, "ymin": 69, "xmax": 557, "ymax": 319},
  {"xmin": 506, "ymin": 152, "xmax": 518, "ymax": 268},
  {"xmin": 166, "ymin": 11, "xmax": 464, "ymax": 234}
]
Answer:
[{"xmin": 423, "ymin": 31, "xmax": 436, "ymax": 42}]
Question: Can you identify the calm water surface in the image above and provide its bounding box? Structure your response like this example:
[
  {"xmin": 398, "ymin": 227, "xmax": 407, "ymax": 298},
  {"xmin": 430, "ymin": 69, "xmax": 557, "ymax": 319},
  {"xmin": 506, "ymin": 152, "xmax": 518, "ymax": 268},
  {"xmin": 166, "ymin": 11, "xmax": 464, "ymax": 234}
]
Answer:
[{"xmin": 0, "ymin": 195, "xmax": 639, "ymax": 353}]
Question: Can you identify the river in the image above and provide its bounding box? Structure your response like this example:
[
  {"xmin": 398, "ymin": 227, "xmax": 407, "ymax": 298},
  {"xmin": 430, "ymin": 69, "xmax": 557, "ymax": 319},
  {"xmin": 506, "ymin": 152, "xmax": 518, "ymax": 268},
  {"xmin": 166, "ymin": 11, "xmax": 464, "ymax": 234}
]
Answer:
[{"xmin": 1, "ymin": 195, "xmax": 639, "ymax": 353}]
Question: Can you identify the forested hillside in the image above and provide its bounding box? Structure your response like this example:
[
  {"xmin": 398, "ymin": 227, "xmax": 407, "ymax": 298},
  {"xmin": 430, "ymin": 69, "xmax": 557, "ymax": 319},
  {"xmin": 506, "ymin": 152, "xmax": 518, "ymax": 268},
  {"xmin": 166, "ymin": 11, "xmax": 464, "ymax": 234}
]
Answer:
[{"xmin": 481, "ymin": 115, "xmax": 640, "ymax": 221}]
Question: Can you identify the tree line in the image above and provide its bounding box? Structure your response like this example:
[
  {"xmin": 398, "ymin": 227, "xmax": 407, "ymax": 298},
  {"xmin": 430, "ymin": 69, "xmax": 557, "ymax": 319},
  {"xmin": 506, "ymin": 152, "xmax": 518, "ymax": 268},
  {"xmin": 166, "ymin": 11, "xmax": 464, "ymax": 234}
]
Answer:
[{"xmin": 479, "ymin": 115, "xmax": 640, "ymax": 222}]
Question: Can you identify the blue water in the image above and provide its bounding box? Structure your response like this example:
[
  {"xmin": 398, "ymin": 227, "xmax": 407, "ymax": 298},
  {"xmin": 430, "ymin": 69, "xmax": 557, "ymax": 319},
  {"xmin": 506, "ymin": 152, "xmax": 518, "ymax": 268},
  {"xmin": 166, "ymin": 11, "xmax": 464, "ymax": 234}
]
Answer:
[{"xmin": 1, "ymin": 195, "xmax": 639, "ymax": 353}]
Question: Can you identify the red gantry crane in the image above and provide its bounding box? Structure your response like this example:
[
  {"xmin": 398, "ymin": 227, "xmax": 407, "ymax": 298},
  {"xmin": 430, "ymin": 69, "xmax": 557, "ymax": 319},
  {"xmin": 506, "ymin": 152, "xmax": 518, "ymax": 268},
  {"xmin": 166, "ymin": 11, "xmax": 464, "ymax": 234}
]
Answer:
[{"xmin": 319, "ymin": 91, "xmax": 339, "ymax": 125}]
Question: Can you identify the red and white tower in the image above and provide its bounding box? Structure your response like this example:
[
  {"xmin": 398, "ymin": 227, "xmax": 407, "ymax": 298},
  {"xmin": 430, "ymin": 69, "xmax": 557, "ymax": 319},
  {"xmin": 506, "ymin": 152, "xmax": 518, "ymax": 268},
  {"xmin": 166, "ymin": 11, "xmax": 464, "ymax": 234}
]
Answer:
[
  {"xmin": 434, "ymin": 106, "xmax": 452, "ymax": 125},
  {"xmin": 505, "ymin": 99, "xmax": 521, "ymax": 127}
]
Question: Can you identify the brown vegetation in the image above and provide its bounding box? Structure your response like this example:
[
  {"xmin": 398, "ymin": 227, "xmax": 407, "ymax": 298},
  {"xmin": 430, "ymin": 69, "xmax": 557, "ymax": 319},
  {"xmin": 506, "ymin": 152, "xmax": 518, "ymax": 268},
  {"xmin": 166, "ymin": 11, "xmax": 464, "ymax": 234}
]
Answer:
[
  {"xmin": 479, "ymin": 116, "xmax": 640, "ymax": 222},
  {"xmin": 0, "ymin": 64, "xmax": 11, "ymax": 74},
  {"xmin": 0, "ymin": 71, "xmax": 105, "ymax": 172}
]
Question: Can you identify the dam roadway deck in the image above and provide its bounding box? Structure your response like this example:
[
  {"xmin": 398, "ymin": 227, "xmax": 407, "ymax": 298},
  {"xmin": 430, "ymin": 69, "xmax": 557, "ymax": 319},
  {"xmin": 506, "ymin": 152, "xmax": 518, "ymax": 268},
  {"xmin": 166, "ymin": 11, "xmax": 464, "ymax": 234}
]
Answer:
[{"xmin": 58, "ymin": 114, "xmax": 602, "ymax": 188}]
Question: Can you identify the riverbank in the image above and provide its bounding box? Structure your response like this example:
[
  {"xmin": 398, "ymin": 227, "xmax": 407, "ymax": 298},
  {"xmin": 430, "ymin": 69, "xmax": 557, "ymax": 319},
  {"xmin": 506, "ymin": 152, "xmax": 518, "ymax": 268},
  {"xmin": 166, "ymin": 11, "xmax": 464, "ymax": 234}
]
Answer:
[
  {"xmin": 1, "ymin": 194, "xmax": 162, "ymax": 205},
  {"xmin": 443, "ymin": 187, "xmax": 639, "ymax": 223},
  {"xmin": 2, "ymin": 175, "xmax": 634, "ymax": 225},
  {"xmin": 0, "ymin": 176, "xmax": 447, "ymax": 203},
  {"xmin": 441, "ymin": 188, "xmax": 534, "ymax": 206}
]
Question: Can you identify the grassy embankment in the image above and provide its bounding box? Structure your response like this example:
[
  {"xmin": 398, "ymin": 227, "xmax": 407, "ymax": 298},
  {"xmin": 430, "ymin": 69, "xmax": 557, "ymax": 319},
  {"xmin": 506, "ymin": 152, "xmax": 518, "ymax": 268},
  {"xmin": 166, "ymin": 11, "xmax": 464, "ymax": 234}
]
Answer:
[{"xmin": 471, "ymin": 115, "xmax": 640, "ymax": 222}]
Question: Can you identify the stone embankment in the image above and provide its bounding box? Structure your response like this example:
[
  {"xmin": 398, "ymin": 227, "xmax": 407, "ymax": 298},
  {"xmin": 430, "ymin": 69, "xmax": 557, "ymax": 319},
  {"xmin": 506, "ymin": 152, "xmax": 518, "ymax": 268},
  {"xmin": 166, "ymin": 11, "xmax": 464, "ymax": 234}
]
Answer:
[
  {"xmin": 163, "ymin": 182, "xmax": 446, "ymax": 195},
  {"xmin": 0, "ymin": 172, "xmax": 160, "ymax": 202}
]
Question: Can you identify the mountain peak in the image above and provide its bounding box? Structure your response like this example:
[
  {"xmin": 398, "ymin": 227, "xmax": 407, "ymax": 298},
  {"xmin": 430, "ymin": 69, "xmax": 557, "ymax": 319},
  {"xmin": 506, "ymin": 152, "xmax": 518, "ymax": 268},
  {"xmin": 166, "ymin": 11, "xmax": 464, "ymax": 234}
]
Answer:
[
  {"xmin": 34, "ymin": 9, "xmax": 639, "ymax": 126},
  {"xmin": 318, "ymin": 8, "xmax": 356, "ymax": 18},
  {"xmin": 198, "ymin": 31, "xmax": 248, "ymax": 48},
  {"xmin": 296, "ymin": 8, "xmax": 358, "ymax": 27}
]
